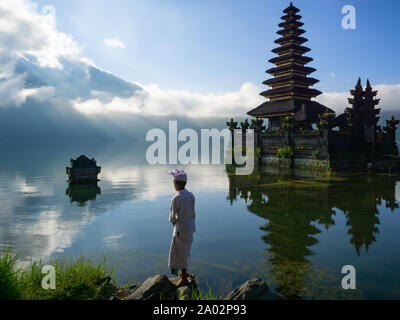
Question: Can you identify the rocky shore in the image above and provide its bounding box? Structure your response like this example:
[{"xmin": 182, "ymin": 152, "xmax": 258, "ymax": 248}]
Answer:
[{"xmin": 109, "ymin": 275, "xmax": 282, "ymax": 300}]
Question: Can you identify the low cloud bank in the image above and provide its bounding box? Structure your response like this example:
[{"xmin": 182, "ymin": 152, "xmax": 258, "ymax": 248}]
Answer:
[
  {"xmin": 73, "ymin": 82, "xmax": 264, "ymax": 118},
  {"xmin": 2, "ymin": 79, "xmax": 399, "ymax": 142},
  {"xmin": 317, "ymin": 84, "xmax": 400, "ymax": 115},
  {"xmin": 74, "ymin": 82, "xmax": 400, "ymax": 119}
]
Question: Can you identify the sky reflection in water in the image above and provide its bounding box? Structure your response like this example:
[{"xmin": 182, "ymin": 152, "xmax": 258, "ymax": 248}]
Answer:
[{"xmin": 0, "ymin": 142, "xmax": 399, "ymax": 299}]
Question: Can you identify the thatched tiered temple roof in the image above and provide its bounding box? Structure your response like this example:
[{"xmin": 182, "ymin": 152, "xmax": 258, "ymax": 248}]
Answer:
[{"xmin": 248, "ymin": 2, "xmax": 334, "ymax": 120}]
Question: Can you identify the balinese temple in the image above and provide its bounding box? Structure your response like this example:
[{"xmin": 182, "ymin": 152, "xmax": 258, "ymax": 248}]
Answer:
[
  {"xmin": 227, "ymin": 2, "xmax": 400, "ymax": 172},
  {"xmin": 248, "ymin": 2, "xmax": 334, "ymax": 130}
]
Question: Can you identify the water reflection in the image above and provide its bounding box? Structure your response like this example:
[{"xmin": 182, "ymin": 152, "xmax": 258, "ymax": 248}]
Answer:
[
  {"xmin": 227, "ymin": 170, "xmax": 399, "ymax": 298},
  {"xmin": 1, "ymin": 141, "xmax": 399, "ymax": 298},
  {"xmin": 66, "ymin": 182, "xmax": 101, "ymax": 206},
  {"xmin": 0, "ymin": 142, "xmax": 228, "ymax": 265},
  {"xmin": 0, "ymin": 142, "xmax": 141, "ymax": 263}
]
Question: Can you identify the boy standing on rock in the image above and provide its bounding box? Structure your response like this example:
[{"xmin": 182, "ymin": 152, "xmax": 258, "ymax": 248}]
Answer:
[{"xmin": 167, "ymin": 169, "xmax": 196, "ymax": 287}]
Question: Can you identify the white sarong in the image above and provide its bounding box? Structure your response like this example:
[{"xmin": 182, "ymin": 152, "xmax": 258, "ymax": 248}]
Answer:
[
  {"xmin": 168, "ymin": 231, "xmax": 193, "ymax": 270},
  {"xmin": 168, "ymin": 189, "xmax": 195, "ymax": 270}
]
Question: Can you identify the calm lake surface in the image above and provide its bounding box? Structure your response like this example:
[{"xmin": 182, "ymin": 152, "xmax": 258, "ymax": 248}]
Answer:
[{"xmin": 1, "ymin": 141, "xmax": 399, "ymax": 299}]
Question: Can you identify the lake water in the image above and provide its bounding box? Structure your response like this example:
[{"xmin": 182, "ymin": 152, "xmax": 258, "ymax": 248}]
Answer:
[{"xmin": 1, "ymin": 141, "xmax": 399, "ymax": 299}]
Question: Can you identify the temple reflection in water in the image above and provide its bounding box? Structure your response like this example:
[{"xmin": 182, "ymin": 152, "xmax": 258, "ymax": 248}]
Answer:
[
  {"xmin": 66, "ymin": 182, "xmax": 101, "ymax": 207},
  {"xmin": 227, "ymin": 169, "xmax": 399, "ymax": 298}
]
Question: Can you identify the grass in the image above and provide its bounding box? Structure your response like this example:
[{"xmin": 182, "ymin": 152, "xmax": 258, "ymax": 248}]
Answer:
[
  {"xmin": 179, "ymin": 282, "xmax": 220, "ymax": 300},
  {"xmin": 0, "ymin": 248, "xmax": 21, "ymax": 300},
  {"xmin": 190, "ymin": 285, "xmax": 220, "ymax": 300},
  {"xmin": 0, "ymin": 248, "xmax": 115, "ymax": 300}
]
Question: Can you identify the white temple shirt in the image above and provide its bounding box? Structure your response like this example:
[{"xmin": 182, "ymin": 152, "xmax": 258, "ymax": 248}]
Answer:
[{"xmin": 169, "ymin": 189, "xmax": 196, "ymax": 236}]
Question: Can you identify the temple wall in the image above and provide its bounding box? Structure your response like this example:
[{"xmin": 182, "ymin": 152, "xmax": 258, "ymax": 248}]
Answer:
[
  {"xmin": 377, "ymin": 134, "xmax": 399, "ymax": 156},
  {"xmin": 230, "ymin": 120, "xmax": 399, "ymax": 173},
  {"xmin": 260, "ymin": 133, "xmax": 327, "ymax": 157},
  {"xmin": 259, "ymin": 131, "xmax": 330, "ymax": 170},
  {"xmin": 260, "ymin": 134, "xmax": 286, "ymax": 156},
  {"xmin": 322, "ymin": 132, "xmax": 371, "ymax": 170},
  {"xmin": 258, "ymin": 130, "xmax": 370, "ymax": 171},
  {"xmin": 329, "ymin": 132, "xmax": 353, "ymax": 153}
]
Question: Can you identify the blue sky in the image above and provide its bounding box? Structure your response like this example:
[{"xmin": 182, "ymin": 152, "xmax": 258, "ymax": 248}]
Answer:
[{"xmin": 33, "ymin": 0, "xmax": 400, "ymax": 93}]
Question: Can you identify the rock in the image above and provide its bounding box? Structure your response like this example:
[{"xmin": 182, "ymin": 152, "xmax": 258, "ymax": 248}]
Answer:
[
  {"xmin": 168, "ymin": 276, "xmax": 180, "ymax": 284},
  {"xmin": 110, "ymin": 282, "xmax": 141, "ymax": 300},
  {"xmin": 224, "ymin": 279, "xmax": 281, "ymax": 300},
  {"xmin": 125, "ymin": 275, "xmax": 177, "ymax": 300},
  {"xmin": 168, "ymin": 273, "xmax": 196, "ymax": 284},
  {"xmin": 178, "ymin": 286, "xmax": 192, "ymax": 300},
  {"xmin": 128, "ymin": 282, "xmax": 142, "ymax": 291},
  {"xmin": 169, "ymin": 275, "xmax": 198, "ymax": 300}
]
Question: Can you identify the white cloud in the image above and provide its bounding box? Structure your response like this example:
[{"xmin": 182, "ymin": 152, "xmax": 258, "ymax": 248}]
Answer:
[
  {"xmin": 104, "ymin": 38, "xmax": 126, "ymax": 49},
  {"xmin": 0, "ymin": 73, "xmax": 27, "ymax": 106},
  {"xmin": 73, "ymin": 82, "xmax": 264, "ymax": 118},
  {"xmin": 375, "ymin": 84, "xmax": 400, "ymax": 112},
  {"xmin": 0, "ymin": 0, "xmax": 80, "ymax": 69},
  {"xmin": 330, "ymin": 72, "xmax": 336, "ymax": 79},
  {"xmin": 0, "ymin": 71, "xmax": 55, "ymax": 108},
  {"xmin": 73, "ymin": 81, "xmax": 400, "ymax": 118},
  {"xmin": 0, "ymin": 0, "xmax": 81, "ymax": 108},
  {"xmin": 317, "ymin": 83, "xmax": 400, "ymax": 114},
  {"xmin": 316, "ymin": 91, "xmax": 349, "ymax": 114}
]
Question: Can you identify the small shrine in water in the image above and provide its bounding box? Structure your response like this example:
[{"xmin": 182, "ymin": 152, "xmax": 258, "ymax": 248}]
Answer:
[{"xmin": 66, "ymin": 155, "xmax": 101, "ymax": 182}]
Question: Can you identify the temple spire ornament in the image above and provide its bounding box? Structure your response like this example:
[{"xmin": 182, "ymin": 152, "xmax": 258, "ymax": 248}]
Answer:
[
  {"xmin": 346, "ymin": 77, "xmax": 365, "ymax": 127},
  {"xmin": 345, "ymin": 78, "xmax": 381, "ymax": 130},
  {"xmin": 363, "ymin": 79, "xmax": 381, "ymax": 127}
]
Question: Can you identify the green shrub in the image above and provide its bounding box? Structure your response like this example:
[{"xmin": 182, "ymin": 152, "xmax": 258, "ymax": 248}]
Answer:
[
  {"xmin": 276, "ymin": 146, "xmax": 294, "ymax": 159},
  {"xmin": 312, "ymin": 150, "xmax": 320, "ymax": 159}
]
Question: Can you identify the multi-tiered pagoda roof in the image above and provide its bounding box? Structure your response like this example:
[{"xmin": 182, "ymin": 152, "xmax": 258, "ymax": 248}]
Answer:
[{"xmin": 248, "ymin": 2, "xmax": 334, "ymax": 121}]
